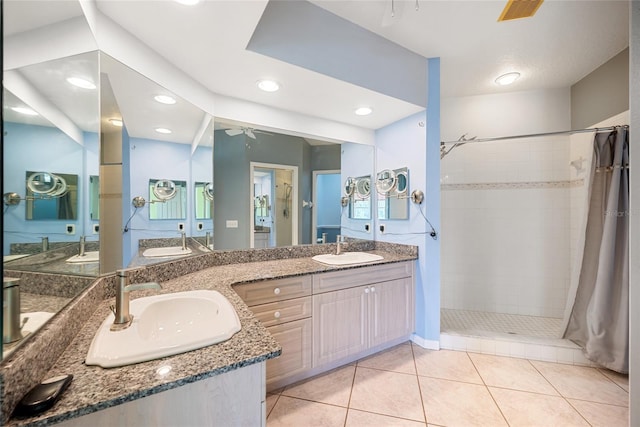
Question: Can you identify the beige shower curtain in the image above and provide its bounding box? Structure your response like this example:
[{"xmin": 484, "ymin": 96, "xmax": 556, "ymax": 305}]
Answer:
[{"xmin": 562, "ymin": 127, "xmax": 629, "ymax": 373}]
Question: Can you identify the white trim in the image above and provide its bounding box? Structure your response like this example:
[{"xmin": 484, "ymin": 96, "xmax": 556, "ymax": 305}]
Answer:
[
  {"xmin": 411, "ymin": 334, "xmax": 440, "ymax": 350},
  {"xmin": 250, "ymin": 162, "xmax": 298, "ymax": 248}
]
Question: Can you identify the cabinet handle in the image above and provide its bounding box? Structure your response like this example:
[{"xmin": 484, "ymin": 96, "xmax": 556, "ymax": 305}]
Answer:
[
  {"xmin": 273, "ymin": 287, "xmax": 281, "ymax": 295},
  {"xmin": 364, "ymin": 288, "xmax": 369, "ymax": 294},
  {"xmin": 370, "ymin": 286, "xmax": 376, "ymax": 293},
  {"xmin": 274, "ymin": 311, "xmax": 281, "ymax": 319}
]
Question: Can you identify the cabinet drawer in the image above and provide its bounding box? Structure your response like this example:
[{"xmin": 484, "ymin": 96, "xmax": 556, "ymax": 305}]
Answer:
[
  {"xmin": 250, "ymin": 296, "xmax": 312, "ymax": 327},
  {"xmin": 313, "ymin": 261, "xmax": 413, "ymax": 294},
  {"xmin": 234, "ymin": 275, "xmax": 312, "ymax": 305}
]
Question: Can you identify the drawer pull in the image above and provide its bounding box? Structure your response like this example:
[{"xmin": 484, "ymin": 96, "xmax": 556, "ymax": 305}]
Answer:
[
  {"xmin": 364, "ymin": 288, "xmax": 369, "ymax": 294},
  {"xmin": 370, "ymin": 286, "xmax": 376, "ymax": 293},
  {"xmin": 274, "ymin": 311, "xmax": 281, "ymax": 319},
  {"xmin": 274, "ymin": 288, "xmax": 281, "ymax": 295}
]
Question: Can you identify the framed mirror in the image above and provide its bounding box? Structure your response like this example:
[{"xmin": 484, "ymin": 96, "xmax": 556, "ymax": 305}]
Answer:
[
  {"xmin": 348, "ymin": 175, "xmax": 372, "ymax": 220},
  {"xmin": 25, "ymin": 171, "xmax": 78, "ymax": 220},
  {"xmin": 194, "ymin": 182, "xmax": 213, "ymax": 220},
  {"xmin": 3, "ymin": 1, "xmax": 99, "ymax": 359},
  {"xmin": 377, "ymin": 167, "xmax": 410, "ymax": 220}
]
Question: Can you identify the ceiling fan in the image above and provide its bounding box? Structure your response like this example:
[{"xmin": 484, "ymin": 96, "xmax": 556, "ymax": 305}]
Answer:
[{"xmin": 224, "ymin": 127, "xmax": 273, "ymax": 140}]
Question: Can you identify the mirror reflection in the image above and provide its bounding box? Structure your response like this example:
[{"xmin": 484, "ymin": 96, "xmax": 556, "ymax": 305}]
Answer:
[
  {"xmin": 194, "ymin": 182, "xmax": 213, "ymax": 220},
  {"xmin": 3, "ymin": 50, "xmax": 100, "ymax": 272},
  {"xmin": 349, "ymin": 176, "xmax": 372, "ymax": 220},
  {"xmin": 98, "ymin": 54, "xmax": 214, "ymax": 267},
  {"xmin": 25, "ymin": 171, "xmax": 78, "ymax": 220},
  {"xmin": 3, "ymin": 27, "xmax": 99, "ymax": 358},
  {"xmin": 148, "ymin": 179, "xmax": 186, "ymax": 220},
  {"xmin": 377, "ymin": 167, "xmax": 410, "ymax": 220}
]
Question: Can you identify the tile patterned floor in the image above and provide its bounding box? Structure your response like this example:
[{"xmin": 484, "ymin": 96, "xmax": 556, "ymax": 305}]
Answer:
[
  {"xmin": 441, "ymin": 309, "xmax": 563, "ymax": 339},
  {"xmin": 266, "ymin": 342, "xmax": 629, "ymax": 427}
]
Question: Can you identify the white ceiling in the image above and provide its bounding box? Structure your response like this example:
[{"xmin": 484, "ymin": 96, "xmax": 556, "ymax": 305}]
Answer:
[{"xmin": 3, "ymin": 0, "xmax": 630, "ymax": 140}]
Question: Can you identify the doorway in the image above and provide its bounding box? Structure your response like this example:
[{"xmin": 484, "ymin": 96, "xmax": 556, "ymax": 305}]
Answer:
[{"xmin": 250, "ymin": 162, "xmax": 298, "ymax": 248}]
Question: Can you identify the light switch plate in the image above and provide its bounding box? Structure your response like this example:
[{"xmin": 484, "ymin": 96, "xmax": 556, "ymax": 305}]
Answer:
[{"xmin": 226, "ymin": 220, "xmax": 239, "ymax": 228}]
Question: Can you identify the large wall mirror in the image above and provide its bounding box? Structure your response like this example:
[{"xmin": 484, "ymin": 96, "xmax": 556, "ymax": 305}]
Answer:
[
  {"xmin": 2, "ymin": 0, "xmax": 99, "ymax": 359},
  {"xmin": 98, "ymin": 54, "xmax": 214, "ymax": 268}
]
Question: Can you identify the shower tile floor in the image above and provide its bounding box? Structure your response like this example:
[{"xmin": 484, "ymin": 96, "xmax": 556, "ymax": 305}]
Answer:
[
  {"xmin": 441, "ymin": 309, "xmax": 563, "ymax": 340},
  {"xmin": 440, "ymin": 309, "xmax": 594, "ymax": 367}
]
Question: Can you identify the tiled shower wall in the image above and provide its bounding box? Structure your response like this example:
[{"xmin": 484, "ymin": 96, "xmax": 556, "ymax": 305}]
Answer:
[
  {"xmin": 441, "ymin": 136, "xmax": 576, "ymax": 318},
  {"xmin": 441, "ymin": 109, "xmax": 630, "ymax": 320}
]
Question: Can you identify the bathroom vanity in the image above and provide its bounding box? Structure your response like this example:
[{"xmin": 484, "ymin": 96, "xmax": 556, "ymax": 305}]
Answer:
[
  {"xmin": 1, "ymin": 243, "xmax": 417, "ymax": 426},
  {"xmin": 235, "ymin": 260, "xmax": 414, "ymax": 390}
]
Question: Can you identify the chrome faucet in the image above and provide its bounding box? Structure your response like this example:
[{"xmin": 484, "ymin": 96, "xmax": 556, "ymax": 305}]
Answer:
[
  {"xmin": 79, "ymin": 235, "xmax": 86, "ymax": 257},
  {"xmin": 3, "ymin": 277, "xmax": 26, "ymax": 344},
  {"xmin": 181, "ymin": 232, "xmax": 187, "ymax": 251},
  {"xmin": 335, "ymin": 235, "xmax": 346, "ymax": 255},
  {"xmin": 111, "ymin": 269, "xmax": 161, "ymax": 331},
  {"xmin": 41, "ymin": 236, "xmax": 49, "ymax": 252}
]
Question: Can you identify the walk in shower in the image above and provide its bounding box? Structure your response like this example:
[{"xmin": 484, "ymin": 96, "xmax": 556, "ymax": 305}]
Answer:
[{"xmin": 438, "ymin": 117, "xmax": 627, "ymax": 365}]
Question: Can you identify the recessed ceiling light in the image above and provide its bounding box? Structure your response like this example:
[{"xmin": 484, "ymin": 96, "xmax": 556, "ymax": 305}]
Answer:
[
  {"xmin": 495, "ymin": 72, "xmax": 521, "ymax": 86},
  {"xmin": 11, "ymin": 106, "xmax": 38, "ymax": 116},
  {"xmin": 354, "ymin": 107, "xmax": 373, "ymax": 116},
  {"xmin": 66, "ymin": 77, "xmax": 96, "ymax": 90},
  {"xmin": 175, "ymin": 0, "xmax": 200, "ymax": 5},
  {"xmin": 109, "ymin": 118, "xmax": 123, "ymax": 127},
  {"xmin": 257, "ymin": 80, "xmax": 280, "ymax": 92},
  {"xmin": 155, "ymin": 128, "xmax": 172, "ymax": 134},
  {"xmin": 154, "ymin": 95, "xmax": 177, "ymax": 105}
]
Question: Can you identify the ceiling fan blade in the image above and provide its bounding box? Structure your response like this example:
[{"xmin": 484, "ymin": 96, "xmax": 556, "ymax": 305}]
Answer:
[
  {"xmin": 254, "ymin": 130, "xmax": 274, "ymax": 136},
  {"xmin": 246, "ymin": 129, "xmax": 257, "ymax": 139},
  {"xmin": 225, "ymin": 129, "xmax": 243, "ymax": 136}
]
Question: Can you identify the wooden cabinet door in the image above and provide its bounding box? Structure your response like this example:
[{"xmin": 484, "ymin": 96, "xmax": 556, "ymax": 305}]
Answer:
[
  {"xmin": 369, "ymin": 278, "xmax": 414, "ymax": 348},
  {"xmin": 266, "ymin": 318, "xmax": 312, "ymax": 386},
  {"xmin": 312, "ymin": 286, "xmax": 368, "ymax": 367}
]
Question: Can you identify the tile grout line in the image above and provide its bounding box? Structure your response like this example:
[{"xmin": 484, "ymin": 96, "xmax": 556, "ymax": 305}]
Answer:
[
  {"xmin": 410, "ymin": 342, "xmax": 430, "ymax": 426},
  {"xmin": 527, "ymin": 359, "xmax": 594, "ymax": 426},
  {"xmin": 466, "ymin": 351, "xmax": 512, "ymax": 426},
  {"xmin": 596, "ymin": 368, "xmax": 631, "ymax": 394},
  {"xmin": 343, "ymin": 361, "xmax": 358, "ymax": 427}
]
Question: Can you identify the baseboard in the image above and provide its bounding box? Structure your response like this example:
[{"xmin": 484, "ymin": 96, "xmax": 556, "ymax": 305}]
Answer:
[{"xmin": 411, "ymin": 334, "xmax": 440, "ymax": 350}]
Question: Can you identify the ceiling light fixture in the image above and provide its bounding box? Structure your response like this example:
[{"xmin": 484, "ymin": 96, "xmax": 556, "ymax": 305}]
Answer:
[
  {"xmin": 174, "ymin": 0, "xmax": 200, "ymax": 5},
  {"xmin": 495, "ymin": 72, "xmax": 521, "ymax": 86},
  {"xmin": 257, "ymin": 80, "xmax": 280, "ymax": 92},
  {"xmin": 66, "ymin": 77, "xmax": 96, "ymax": 90},
  {"xmin": 354, "ymin": 107, "xmax": 373, "ymax": 116},
  {"xmin": 109, "ymin": 118, "xmax": 123, "ymax": 127},
  {"xmin": 155, "ymin": 128, "xmax": 172, "ymax": 134},
  {"xmin": 154, "ymin": 95, "xmax": 177, "ymax": 105},
  {"xmin": 11, "ymin": 106, "xmax": 39, "ymax": 116}
]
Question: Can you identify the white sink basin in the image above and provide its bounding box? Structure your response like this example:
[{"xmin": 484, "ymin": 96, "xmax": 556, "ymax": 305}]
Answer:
[
  {"xmin": 85, "ymin": 290, "xmax": 241, "ymax": 368},
  {"xmin": 66, "ymin": 251, "xmax": 99, "ymax": 263},
  {"xmin": 142, "ymin": 247, "xmax": 192, "ymax": 257},
  {"xmin": 312, "ymin": 252, "xmax": 384, "ymax": 266}
]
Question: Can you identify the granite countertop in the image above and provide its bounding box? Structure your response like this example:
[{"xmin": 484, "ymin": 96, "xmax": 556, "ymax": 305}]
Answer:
[{"xmin": 8, "ymin": 250, "xmax": 416, "ymax": 426}]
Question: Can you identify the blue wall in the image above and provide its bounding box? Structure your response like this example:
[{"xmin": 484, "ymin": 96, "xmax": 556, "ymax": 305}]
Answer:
[
  {"xmin": 3, "ymin": 122, "xmax": 98, "ymax": 254},
  {"xmin": 373, "ymin": 58, "xmax": 441, "ymax": 345},
  {"xmin": 125, "ymin": 136, "xmax": 191, "ymax": 262},
  {"xmin": 316, "ymin": 173, "xmax": 341, "ymax": 226}
]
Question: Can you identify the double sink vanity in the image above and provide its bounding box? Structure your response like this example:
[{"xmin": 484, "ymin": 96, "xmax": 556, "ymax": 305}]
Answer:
[{"xmin": 1, "ymin": 240, "xmax": 417, "ymax": 426}]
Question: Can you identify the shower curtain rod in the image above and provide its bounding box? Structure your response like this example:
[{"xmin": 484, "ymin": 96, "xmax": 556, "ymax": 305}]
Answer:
[{"xmin": 440, "ymin": 125, "xmax": 628, "ymax": 145}]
